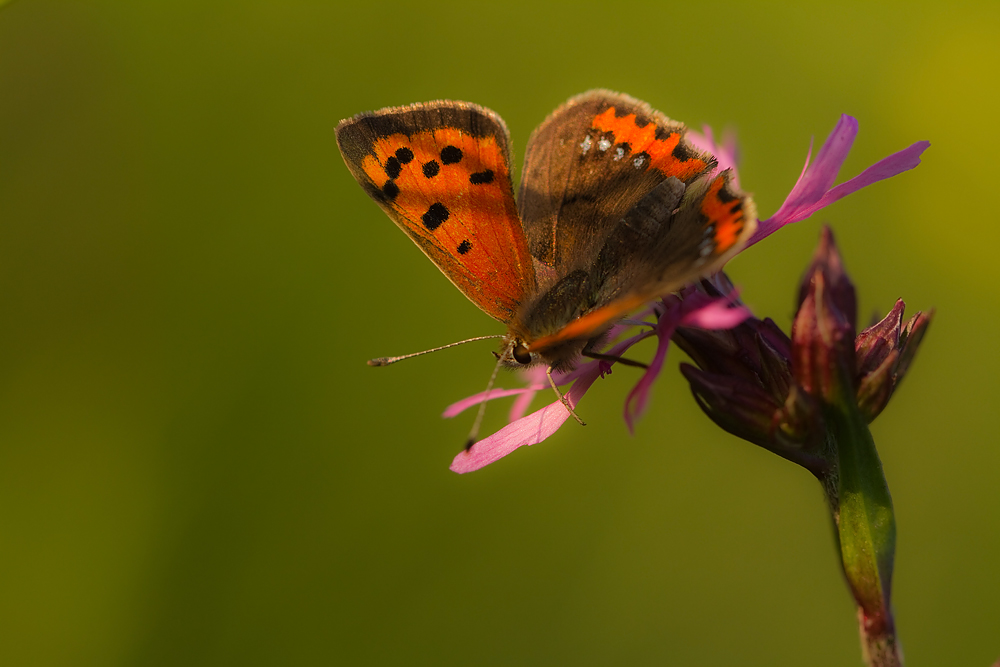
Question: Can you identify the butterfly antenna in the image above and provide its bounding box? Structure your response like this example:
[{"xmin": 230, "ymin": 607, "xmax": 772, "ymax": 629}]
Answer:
[
  {"xmin": 367, "ymin": 335, "xmax": 505, "ymax": 366},
  {"xmin": 464, "ymin": 341, "xmax": 512, "ymax": 451},
  {"xmin": 546, "ymin": 366, "xmax": 586, "ymax": 426}
]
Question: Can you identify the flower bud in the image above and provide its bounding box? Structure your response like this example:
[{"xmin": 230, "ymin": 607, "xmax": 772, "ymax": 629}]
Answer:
[
  {"xmin": 792, "ymin": 227, "xmax": 857, "ymax": 404},
  {"xmin": 855, "ymin": 299, "xmax": 934, "ymax": 421}
]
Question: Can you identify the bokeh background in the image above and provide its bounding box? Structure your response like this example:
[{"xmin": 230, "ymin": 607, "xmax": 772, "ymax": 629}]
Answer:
[{"xmin": 2, "ymin": 1, "xmax": 998, "ymax": 665}]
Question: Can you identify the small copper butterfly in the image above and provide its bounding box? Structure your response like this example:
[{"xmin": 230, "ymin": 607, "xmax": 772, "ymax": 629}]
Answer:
[{"xmin": 336, "ymin": 90, "xmax": 757, "ymax": 431}]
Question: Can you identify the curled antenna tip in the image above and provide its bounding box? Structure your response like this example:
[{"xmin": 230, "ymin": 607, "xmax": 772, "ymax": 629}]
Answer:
[
  {"xmin": 367, "ymin": 358, "xmax": 391, "ymax": 367},
  {"xmin": 464, "ymin": 438, "xmax": 476, "ymax": 452}
]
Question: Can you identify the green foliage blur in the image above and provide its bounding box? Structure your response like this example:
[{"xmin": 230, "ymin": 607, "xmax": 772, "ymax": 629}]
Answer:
[{"xmin": 2, "ymin": 1, "xmax": 998, "ymax": 665}]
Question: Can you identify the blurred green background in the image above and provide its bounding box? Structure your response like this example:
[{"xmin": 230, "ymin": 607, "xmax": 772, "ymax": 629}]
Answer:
[{"xmin": 2, "ymin": 1, "xmax": 998, "ymax": 665}]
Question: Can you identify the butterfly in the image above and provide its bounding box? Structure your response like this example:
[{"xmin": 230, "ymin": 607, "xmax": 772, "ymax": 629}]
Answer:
[{"xmin": 336, "ymin": 90, "xmax": 756, "ymax": 428}]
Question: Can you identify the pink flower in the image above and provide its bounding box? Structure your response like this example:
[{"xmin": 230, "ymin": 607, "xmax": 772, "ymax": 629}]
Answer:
[
  {"xmin": 689, "ymin": 115, "xmax": 930, "ymax": 248},
  {"xmin": 447, "ymin": 116, "xmax": 929, "ymax": 473},
  {"xmin": 448, "ymin": 293, "xmax": 750, "ymax": 474}
]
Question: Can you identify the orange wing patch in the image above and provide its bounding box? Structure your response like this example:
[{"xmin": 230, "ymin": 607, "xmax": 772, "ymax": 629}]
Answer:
[
  {"xmin": 591, "ymin": 107, "xmax": 709, "ymax": 182},
  {"xmin": 700, "ymin": 173, "xmax": 748, "ymax": 254},
  {"xmin": 355, "ymin": 128, "xmax": 534, "ymax": 322},
  {"xmin": 526, "ymin": 293, "xmax": 647, "ymax": 354}
]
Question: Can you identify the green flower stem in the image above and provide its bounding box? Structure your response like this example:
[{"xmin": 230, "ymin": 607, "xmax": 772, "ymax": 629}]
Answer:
[{"xmin": 823, "ymin": 387, "xmax": 901, "ymax": 667}]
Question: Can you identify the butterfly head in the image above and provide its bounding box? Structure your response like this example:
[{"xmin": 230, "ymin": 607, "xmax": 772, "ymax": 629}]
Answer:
[
  {"xmin": 500, "ymin": 330, "xmax": 594, "ymax": 373},
  {"xmin": 511, "ymin": 340, "xmax": 534, "ymax": 365},
  {"xmin": 498, "ymin": 334, "xmax": 541, "ymax": 367}
]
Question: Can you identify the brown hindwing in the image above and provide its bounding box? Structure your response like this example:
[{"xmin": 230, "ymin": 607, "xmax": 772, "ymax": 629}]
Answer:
[
  {"xmin": 523, "ymin": 168, "xmax": 757, "ymax": 359},
  {"xmin": 517, "ymin": 90, "xmax": 717, "ymax": 278}
]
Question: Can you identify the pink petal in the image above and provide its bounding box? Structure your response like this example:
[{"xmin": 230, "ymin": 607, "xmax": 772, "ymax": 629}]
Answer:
[
  {"xmin": 749, "ymin": 114, "xmax": 929, "ymax": 246},
  {"xmin": 687, "ymin": 127, "xmax": 717, "ymax": 160},
  {"xmin": 793, "ymin": 115, "xmax": 858, "ymax": 205},
  {"xmin": 508, "ymin": 389, "xmax": 537, "ymax": 422},
  {"xmin": 719, "ymin": 129, "xmax": 741, "ymax": 181},
  {"xmin": 442, "ymin": 324, "xmax": 646, "ymax": 429},
  {"xmin": 680, "ymin": 298, "xmax": 752, "ymax": 329},
  {"xmin": 442, "ymin": 365, "xmax": 555, "ymax": 419},
  {"xmin": 450, "ymin": 371, "xmax": 600, "ymax": 474},
  {"xmin": 623, "ymin": 304, "xmax": 677, "ymax": 433},
  {"xmin": 442, "ymin": 387, "xmax": 539, "ymax": 418},
  {"xmin": 450, "ymin": 326, "xmax": 658, "ymax": 473},
  {"xmin": 623, "ymin": 293, "xmax": 752, "ymax": 432},
  {"xmin": 809, "ymin": 140, "xmax": 929, "ymax": 211},
  {"xmin": 688, "ymin": 125, "xmax": 740, "ymax": 186},
  {"xmin": 508, "ymin": 364, "xmax": 550, "ymax": 420}
]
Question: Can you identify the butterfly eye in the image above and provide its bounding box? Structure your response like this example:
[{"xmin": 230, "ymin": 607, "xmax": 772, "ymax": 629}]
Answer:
[{"xmin": 512, "ymin": 344, "xmax": 532, "ymax": 365}]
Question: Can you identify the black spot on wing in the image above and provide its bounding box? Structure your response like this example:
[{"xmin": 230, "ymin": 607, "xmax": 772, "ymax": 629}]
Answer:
[
  {"xmin": 469, "ymin": 169, "xmax": 494, "ymax": 184},
  {"xmin": 654, "ymin": 126, "xmax": 674, "ymax": 141},
  {"xmin": 440, "ymin": 146, "xmax": 463, "ymax": 164},
  {"xmin": 395, "ymin": 147, "xmax": 414, "ymax": 164},
  {"xmin": 671, "ymin": 141, "xmax": 697, "ymax": 162},
  {"xmin": 382, "ymin": 180, "xmax": 399, "ymax": 200},
  {"xmin": 384, "ymin": 156, "xmax": 402, "ymax": 179},
  {"xmin": 422, "ymin": 203, "xmax": 449, "ymax": 230},
  {"xmin": 457, "ymin": 240, "xmax": 472, "ymax": 254},
  {"xmin": 717, "ymin": 186, "xmax": 739, "ymax": 204},
  {"xmin": 422, "ymin": 160, "xmax": 440, "ymax": 178}
]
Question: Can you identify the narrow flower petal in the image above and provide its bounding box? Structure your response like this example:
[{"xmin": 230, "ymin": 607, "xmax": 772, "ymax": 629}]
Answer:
[
  {"xmin": 508, "ymin": 390, "xmax": 536, "ymax": 422},
  {"xmin": 794, "ymin": 115, "xmax": 859, "ymax": 205},
  {"xmin": 450, "ymin": 327, "xmax": 657, "ymax": 473},
  {"xmin": 450, "ymin": 372, "xmax": 600, "ymax": 474},
  {"xmin": 623, "ymin": 308, "xmax": 675, "ymax": 433},
  {"xmin": 508, "ymin": 365, "xmax": 549, "ymax": 421},
  {"xmin": 624, "ymin": 293, "xmax": 752, "ymax": 433},
  {"xmin": 680, "ymin": 297, "xmax": 752, "ymax": 330},
  {"xmin": 688, "ymin": 125, "xmax": 741, "ymax": 187},
  {"xmin": 811, "ymin": 140, "xmax": 929, "ymax": 212},
  {"xmin": 686, "ymin": 127, "xmax": 716, "ymax": 161},
  {"xmin": 442, "ymin": 387, "xmax": 540, "ymax": 418},
  {"xmin": 747, "ymin": 113, "xmax": 929, "ymax": 247}
]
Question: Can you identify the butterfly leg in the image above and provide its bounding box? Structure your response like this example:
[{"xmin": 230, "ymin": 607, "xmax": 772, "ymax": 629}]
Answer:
[{"xmin": 546, "ymin": 366, "xmax": 586, "ymax": 426}]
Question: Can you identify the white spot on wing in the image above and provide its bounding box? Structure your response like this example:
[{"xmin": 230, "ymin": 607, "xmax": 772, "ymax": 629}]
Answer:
[
  {"xmin": 597, "ymin": 137, "xmax": 611, "ymax": 151},
  {"xmin": 580, "ymin": 136, "xmax": 592, "ymax": 154},
  {"xmin": 613, "ymin": 146, "xmax": 625, "ymax": 161},
  {"xmin": 633, "ymin": 155, "xmax": 646, "ymax": 169}
]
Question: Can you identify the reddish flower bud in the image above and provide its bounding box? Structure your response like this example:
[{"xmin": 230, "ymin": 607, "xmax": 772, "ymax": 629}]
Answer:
[
  {"xmin": 675, "ymin": 279, "xmax": 828, "ymax": 473},
  {"xmin": 676, "ymin": 226, "xmax": 931, "ymax": 480},
  {"xmin": 855, "ymin": 299, "xmax": 934, "ymax": 421},
  {"xmin": 792, "ymin": 226, "xmax": 858, "ymax": 404}
]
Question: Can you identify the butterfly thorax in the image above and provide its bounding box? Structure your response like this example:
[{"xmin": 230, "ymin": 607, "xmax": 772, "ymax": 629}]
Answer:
[{"xmin": 500, "ymin": 267, "xmax": 606, "ymax": 370}]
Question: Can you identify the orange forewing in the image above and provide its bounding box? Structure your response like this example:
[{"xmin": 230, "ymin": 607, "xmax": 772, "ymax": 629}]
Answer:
[{"xmin": 337, "ymin": 103, "xmax": 534, "ymax": 323}]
